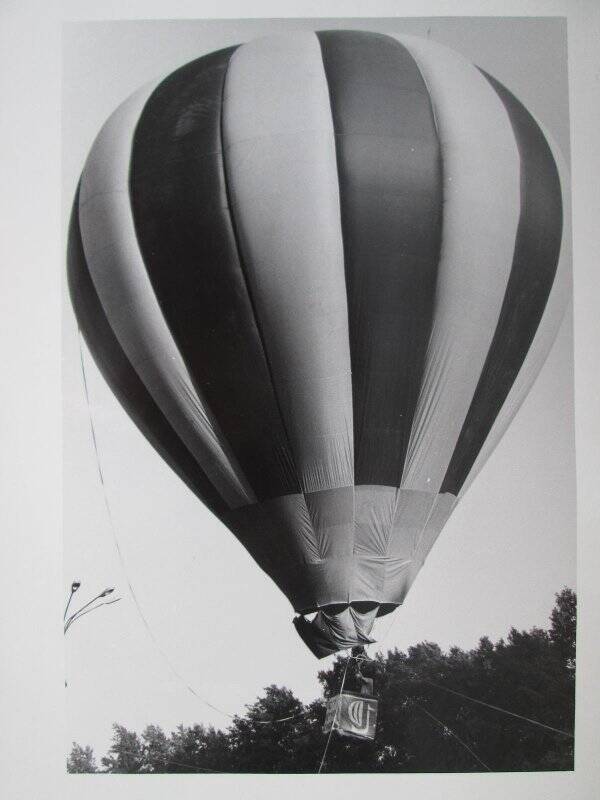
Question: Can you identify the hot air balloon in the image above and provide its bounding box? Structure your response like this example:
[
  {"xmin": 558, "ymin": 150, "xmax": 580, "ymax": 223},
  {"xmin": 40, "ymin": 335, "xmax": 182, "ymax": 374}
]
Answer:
[{"xmin": 67, "ymin": 30, "xmax": 570, "ymax": 658}]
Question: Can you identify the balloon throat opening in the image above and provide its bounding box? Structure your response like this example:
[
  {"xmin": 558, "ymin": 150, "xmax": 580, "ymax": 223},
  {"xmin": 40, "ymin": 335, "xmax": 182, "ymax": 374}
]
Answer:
[{"xmin": 293, "ymin": 602, "xmax": 398, "ymax": 659}]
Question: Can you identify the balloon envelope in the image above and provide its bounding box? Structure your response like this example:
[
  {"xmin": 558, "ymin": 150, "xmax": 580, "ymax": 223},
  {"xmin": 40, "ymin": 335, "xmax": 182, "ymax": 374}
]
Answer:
[{"xmin": 68, "ymin": 30, "xmax": 569, "ymax": 657}]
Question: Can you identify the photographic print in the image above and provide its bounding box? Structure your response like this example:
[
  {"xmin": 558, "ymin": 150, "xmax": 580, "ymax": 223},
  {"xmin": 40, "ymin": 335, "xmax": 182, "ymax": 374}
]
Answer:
[{"xmin": 62, "ymin": 16, "xmax": 576, "ymax": 776}]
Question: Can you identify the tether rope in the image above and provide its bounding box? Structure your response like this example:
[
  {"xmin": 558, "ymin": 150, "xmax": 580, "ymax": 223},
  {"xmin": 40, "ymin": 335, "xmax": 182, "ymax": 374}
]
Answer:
[
  {"xmin": 77, "ymin": 332, "xmax": 574, "ymax": 740},
  {"xmin": 77, "ymin": 331, "xmax": 310, "ymax": 726},
  {"xmin": 416, "ymin": 676, "xmax": 574, "ymax": 739},
  {"xmin": 318, "ymin": 658, "xmax": 350, "ymax": 774},
  {"xmin": 97, "ymin": 745, "xmax": 226, "ymax": 773},
  {"xmin": 347, "ymin": 654, "xmax": 573, "ymax": 739},
  {"xmin": 412, "ymin": 701, "xmax": 491, "ymax": 771},
  {"xmin": 375, "ymin": 657, "xmax": 574, "ymax": 739}
]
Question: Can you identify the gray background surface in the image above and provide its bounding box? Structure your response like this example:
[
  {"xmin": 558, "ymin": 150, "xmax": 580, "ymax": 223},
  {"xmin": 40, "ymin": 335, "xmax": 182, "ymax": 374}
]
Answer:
[{"xmin": 5, "ymin": 0, "xmax": 600, "ymax": 798}]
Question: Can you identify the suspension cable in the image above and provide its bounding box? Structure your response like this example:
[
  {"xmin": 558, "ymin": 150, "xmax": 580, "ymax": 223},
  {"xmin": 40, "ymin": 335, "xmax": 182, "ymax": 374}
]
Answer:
[
  {"xmin": 77, "ymin": 332, "xmax": 574, "ymax": 739},
  {"xmin": 97, "ymin": 745, "xmax": 226, "ymax": 773},
  {"xmin": 348, "ymin": 652, "xmax": 573, "ymax": 740},
  {"xmin": 412, "ymin": 701, "xmax": 491, "ymax": 771},
  {"xmin": 417, "ymin": 676, "xmax": 574, "ymax": 739},
  {"xmin": 378, "ymin": 657, "xmax": 574, "ymax": 739},
  {"xmin": 318, "ymin": 657, "xmax": 350, "ymax": 774},
  {"xmin": 77, "ymin": 331, "xmax": 309, "ymax": 726}
]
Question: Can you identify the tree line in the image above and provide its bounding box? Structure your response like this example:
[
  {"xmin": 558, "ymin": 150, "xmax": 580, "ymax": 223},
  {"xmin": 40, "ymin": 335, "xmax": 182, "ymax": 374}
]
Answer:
[{"xmin": 68, "ymin": 588, "xmax": 575, "ymax": 773}]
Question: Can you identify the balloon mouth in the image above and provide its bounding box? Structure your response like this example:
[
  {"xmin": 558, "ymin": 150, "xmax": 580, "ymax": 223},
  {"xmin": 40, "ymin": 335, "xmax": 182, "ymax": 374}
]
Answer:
[{"xmin": 293, "ymin": 602, "xmax": 398, "ymax": 659}]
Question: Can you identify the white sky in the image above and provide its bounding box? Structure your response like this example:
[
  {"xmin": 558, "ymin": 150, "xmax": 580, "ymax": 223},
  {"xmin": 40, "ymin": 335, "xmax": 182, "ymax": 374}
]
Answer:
[{"xmin": 62, "ymin": 17, "xmax": 575, "ymax": 759}]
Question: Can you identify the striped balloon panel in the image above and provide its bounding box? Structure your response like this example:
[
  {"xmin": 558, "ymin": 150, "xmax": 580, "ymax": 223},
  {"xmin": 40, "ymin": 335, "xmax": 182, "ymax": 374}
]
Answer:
[{"xmin": 69, "ymin": 30, "xmax": 567, "ymax": 626}]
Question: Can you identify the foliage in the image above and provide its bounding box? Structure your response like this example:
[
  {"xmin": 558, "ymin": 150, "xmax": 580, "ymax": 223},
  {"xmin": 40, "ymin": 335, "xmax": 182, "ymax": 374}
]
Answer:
[
  {"xmin": 550, "ymin": 586, "xmax": 577, "ymax": 671},
  {"xmin": 69, "ymin": 588, "xmax": 576, "ymax": 773},
  {"xmin": 67, "ymin": 743, "xmax": 97, "ymax": 773},
  {"xmin": 100, "ymin": 724, "xmax": 145, "ymax": 773}
]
